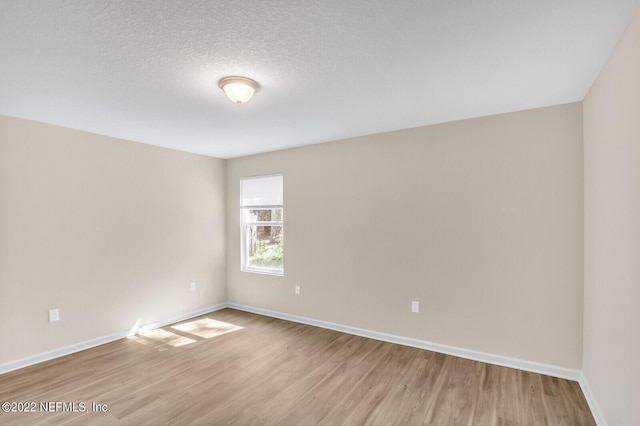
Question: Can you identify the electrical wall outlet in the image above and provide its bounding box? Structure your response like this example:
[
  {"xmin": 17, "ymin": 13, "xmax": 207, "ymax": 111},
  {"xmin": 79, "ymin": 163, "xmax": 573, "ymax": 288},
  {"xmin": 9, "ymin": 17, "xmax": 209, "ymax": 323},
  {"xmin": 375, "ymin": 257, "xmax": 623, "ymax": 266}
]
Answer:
[
  {"xmin": 190, "ymin": 282, "xmax": 197, "ymax": 292},
  {"xmin": 411, "ymin": 301, "xmax": 419, "ymax": 313},
  {"xmin": 49, "ymin": 309, "xmax": 59, "ymax": 322},
  {"xmin": 295, "ymin": 285, "xmax": 300, "ymax": 295}
]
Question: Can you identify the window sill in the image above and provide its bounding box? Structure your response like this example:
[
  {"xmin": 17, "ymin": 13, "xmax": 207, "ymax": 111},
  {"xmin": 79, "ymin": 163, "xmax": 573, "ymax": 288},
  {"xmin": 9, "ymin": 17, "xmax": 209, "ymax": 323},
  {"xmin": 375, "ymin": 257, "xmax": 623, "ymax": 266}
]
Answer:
[{"xmin": 241, "ymin": 267, "xmax": 284, "ymax": 277}]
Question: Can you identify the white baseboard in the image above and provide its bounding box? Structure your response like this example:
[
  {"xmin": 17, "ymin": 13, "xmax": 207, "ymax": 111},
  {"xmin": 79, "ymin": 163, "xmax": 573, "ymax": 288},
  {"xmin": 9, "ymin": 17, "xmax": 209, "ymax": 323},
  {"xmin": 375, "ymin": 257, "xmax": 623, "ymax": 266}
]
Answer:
[
  {"xmin": 578, "ymin": 373, "xmax": 607, "ymax": 426},
  {"xmin": 228, "ymin": 303, "xmax": 612, "ymax": 424},
  {"xmin": 227, "ymin": 303, "xmax": 582, "ymax": 382},
  {"xmin": 2, "ymin": 302, "xmax": 602, "ymax": 425},
  {"xmin": 0, "ymin": 303, "xmax": 227, "ymax": 376}
]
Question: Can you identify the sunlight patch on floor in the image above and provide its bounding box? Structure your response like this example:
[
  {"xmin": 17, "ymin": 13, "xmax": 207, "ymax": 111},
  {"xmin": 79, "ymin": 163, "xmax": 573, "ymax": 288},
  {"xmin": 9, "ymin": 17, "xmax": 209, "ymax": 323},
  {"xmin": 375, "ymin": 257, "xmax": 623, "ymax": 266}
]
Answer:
[
  {"xmin": 129, "ymin": 328, "xmax": 197, "ymax": 349},
  {"xmin": 128, "ymin": 318, "xmax": 244, "ymax": 350},
  {"xmin": 171, "ymin": 318, "xmax": 244, "ymax": 339}
]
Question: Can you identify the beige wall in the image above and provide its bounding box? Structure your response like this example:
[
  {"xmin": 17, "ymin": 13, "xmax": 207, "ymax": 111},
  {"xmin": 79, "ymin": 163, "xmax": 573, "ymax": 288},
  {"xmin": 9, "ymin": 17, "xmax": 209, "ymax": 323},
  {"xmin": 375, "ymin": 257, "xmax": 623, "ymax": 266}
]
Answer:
[
  {"xmin": 227, "ymin": 103, "xmax": 584, "ymax": 369},
  {"xmin": 583, "ymin": 8, "xmax": 640, "ymax": 426},
  {"xmin": 0, "ymin": 102, "xmax": 585, "ymax": 376},
  {"xmin": 0, "ymin": 115, "xmax": 227, "ymax": 366}
]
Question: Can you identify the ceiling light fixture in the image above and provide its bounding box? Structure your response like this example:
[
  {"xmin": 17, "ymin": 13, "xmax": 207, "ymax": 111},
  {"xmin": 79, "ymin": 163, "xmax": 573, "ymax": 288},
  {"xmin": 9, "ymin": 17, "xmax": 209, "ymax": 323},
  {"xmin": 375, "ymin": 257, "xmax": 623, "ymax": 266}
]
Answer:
[{"xmin": 219, "ymin": 76, "xmax": 258, "ymax": 104}]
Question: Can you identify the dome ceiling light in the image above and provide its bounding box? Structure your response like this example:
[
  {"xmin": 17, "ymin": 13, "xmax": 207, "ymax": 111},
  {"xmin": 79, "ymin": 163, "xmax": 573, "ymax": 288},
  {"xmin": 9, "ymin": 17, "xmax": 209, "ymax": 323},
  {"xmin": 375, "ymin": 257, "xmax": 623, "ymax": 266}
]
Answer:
[{"xmin": 219, "ymin": 76, "xmax": 258, "ymax": 104}]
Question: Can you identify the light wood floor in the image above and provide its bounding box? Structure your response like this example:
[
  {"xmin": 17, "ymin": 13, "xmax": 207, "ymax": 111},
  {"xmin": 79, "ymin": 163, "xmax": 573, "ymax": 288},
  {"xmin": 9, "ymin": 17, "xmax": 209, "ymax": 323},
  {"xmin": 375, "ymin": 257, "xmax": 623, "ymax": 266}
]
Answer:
[{"xmin": 0, "ymin": 308, "xmax": 595, "ymax": 425}]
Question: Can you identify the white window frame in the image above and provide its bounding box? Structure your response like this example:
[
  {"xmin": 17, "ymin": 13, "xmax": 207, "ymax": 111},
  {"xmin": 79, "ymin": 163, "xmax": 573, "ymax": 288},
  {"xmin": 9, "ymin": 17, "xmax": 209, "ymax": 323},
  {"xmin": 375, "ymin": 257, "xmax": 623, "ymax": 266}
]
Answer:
[{"xmin": 240, "ymin": 175, "xmax": 284, "ymax": 276}]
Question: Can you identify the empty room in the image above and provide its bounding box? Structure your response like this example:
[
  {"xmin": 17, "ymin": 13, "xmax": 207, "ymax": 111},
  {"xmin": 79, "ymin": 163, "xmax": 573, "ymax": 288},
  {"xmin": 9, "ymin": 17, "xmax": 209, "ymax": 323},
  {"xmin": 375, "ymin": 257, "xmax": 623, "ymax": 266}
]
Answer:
[{"xmin": 1, "ymin": 1, "xmax": 639, "ymax": 425}]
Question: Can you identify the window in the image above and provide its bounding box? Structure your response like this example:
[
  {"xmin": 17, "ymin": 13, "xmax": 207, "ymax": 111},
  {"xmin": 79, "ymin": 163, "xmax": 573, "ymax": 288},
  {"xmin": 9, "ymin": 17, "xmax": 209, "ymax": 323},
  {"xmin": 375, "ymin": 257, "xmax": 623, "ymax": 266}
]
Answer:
[{"xmin": 240, "ymin": 175, "xmax": 283, "ymax": 275}]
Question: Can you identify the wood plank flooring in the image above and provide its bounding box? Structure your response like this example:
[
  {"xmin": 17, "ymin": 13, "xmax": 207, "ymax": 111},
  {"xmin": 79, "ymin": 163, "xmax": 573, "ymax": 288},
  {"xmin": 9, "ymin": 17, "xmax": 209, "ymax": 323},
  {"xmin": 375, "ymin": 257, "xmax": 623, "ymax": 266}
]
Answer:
[{"xmin": 0, "ymin": 308, "xmax": 595, "ymax": 425}]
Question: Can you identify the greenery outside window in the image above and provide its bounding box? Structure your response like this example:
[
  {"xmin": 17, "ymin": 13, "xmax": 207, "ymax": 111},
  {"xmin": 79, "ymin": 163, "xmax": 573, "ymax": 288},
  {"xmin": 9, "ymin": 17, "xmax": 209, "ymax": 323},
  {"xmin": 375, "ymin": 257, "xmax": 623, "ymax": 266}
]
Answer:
[{"xmin": 240, "ymin": 175, "xmax": 283, "ymax": 275}]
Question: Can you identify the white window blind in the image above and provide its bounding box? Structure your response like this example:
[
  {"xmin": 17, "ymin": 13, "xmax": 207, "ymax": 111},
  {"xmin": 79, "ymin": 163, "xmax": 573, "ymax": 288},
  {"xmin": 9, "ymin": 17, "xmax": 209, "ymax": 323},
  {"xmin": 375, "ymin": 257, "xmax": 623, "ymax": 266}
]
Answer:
[{"xmin": 240, "ymin": 175, "xmax": 283, "ymax": 207}]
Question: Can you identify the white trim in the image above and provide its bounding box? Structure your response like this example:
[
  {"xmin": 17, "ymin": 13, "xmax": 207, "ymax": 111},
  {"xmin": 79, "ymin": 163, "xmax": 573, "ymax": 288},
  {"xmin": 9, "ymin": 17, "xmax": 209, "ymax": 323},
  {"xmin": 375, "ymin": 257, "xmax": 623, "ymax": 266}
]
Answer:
[
  {"xmin": 2, "ymin": 301, "xmax": 602, "ymax": 424},
  {"xmin": 0, "ymin": 303, "xmax": 227, "ymax": 376},
  {"xmin": 241, "ymin": 266, "xmax": 284, "ymax": 276},
  {"xmin": 227, "ymin": 303, "xmax": 582, "ymax": 382},
  {"xmin": 578, "ymin": 373, "xmax": 607, "ymax": 426}
]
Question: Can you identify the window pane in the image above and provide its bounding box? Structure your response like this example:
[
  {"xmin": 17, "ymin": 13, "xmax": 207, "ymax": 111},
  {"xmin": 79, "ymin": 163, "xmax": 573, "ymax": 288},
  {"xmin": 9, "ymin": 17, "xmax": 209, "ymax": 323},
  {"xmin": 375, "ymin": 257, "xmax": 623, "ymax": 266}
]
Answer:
[
  {"xmin": 247, "ymin": 225, "xmax": 283, "ymax": 269},
  {"xmin": 240, "ymin": 174, "xmax": 283, "ymax": 275},
  {"xmin": 249, "ymin": 208, "xmax": 283, "ymax": 222}
]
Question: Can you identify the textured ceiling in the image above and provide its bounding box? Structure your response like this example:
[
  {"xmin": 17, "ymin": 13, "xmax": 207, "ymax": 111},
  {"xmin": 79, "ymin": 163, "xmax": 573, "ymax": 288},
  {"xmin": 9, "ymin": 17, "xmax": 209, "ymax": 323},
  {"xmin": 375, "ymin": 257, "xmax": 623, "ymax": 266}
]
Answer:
[{"xmin": 1, "ymin": 1, "xmax": 639, "ymax": 159}]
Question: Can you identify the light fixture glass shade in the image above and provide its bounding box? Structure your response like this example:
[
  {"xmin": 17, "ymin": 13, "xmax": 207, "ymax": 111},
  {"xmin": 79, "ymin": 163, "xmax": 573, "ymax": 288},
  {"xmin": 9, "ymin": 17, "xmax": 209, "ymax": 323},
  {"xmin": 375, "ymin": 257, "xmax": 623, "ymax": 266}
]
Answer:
[{"xmin": 219, "ymin": 77, "xmax": 258, "ymax": 104}]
